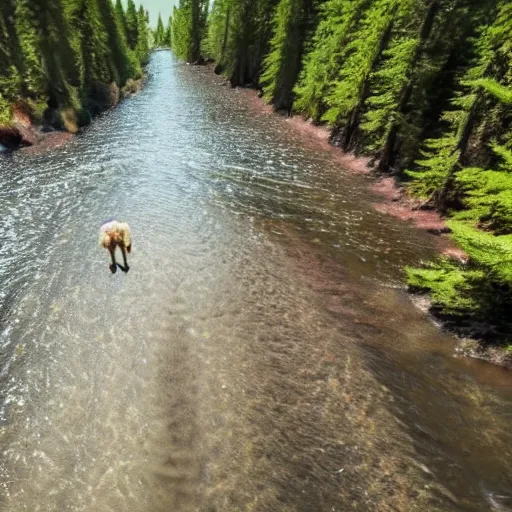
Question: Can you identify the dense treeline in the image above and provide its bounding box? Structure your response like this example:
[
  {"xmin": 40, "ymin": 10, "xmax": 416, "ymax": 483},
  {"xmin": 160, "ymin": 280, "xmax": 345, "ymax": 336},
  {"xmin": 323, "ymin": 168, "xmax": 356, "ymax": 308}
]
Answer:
[
  {"xmin": 173, "ymin": 0, "xmax": 512, "ymax": 340},
  {"xmin": 171, "ymin": 0, "xmax": 208, "ymax": 63},
  {"xmin": 0, "ymin": 0, "xmax": 151, "ymax": 135},
  {"xmin": 154, "ymin": 13, "xmax": 172, "ymax": 48}
]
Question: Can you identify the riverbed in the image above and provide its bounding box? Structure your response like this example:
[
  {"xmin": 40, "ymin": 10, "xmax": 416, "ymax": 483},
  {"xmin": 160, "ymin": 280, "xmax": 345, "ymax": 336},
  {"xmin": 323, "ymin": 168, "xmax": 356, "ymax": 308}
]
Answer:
[{"xmin": 1, "ymin": 50, "xmax": 511, "ymax": 512}]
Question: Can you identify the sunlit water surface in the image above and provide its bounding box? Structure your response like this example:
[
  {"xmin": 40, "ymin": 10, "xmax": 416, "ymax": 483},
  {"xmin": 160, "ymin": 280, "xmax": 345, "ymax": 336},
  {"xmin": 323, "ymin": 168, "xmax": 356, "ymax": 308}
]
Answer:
[{"xmin": 1, "ymin": 51, "xmax": 511, "ymax": 512}]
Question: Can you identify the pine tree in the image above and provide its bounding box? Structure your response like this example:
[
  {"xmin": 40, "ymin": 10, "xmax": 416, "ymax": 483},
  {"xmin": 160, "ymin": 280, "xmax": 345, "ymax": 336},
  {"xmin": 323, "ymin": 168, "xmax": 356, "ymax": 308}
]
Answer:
[
  {"xmin": 406, "ymin": 2, "xmax": 512, "ymax": 331},
  {"xmin": 96, "ymin": 0, "xmax": 141, "ymax": 84},
  {"xmin": 260, "ymin": 0, "xmax": 316, "ymax": 112},
  {"xmin": 136, "ymin": 4, "xmax": 151, "ymax": 64},
  {"xmin": 171, "ymin": 3, "xmax": 190, "ymax": 60},
  {"xmin": 359, "ymin": 0, "xmax": 434, "ymax": 161},
  {"xmin": 171, "ymin": 0, "xmax": 208, "ymax": 62},
  {"xmin": 406, "ymin": 0, "xmax": 506, "ymax": 202},
  {"xmin": 15, "ymin": 0, "xmax": 81, "ymax": 111},
  {"xmin": 293, "ymin": 0, "xmax": 368, "ymax": 122},
  {"xmin": 321, "ymin": 0, "xmax": 398, "ymax": 148},
  {"xmin": 0, "ymin": 0, "xmax": 23, "ymax": 122},
  {"xmin": 165, "ymin": 16, "xmax": 173, "ymax": 47},
  {"xmin": 155, "ymin": 13, "xmax": 165, "ymax": 47},
  {"xmin": 74, "ymin": 0, "xmax": 110, "ymax": 89},
  {"xmin": 190, "ymin": 0, "xmax": 202, "ymax": 62},
  {"xmin": 203, "ymin": 0, "xmax": 231, "ymax": 69},
  {"xmin": 125, "ymin": 0, "xmax": 140, "ymax": 50},
  {"xmin": 114, "ymin": 0, "xmax": 129, "ymax": 40},
  {"xmin": 1, "ymin": 0, "xmax": 149, "ymax": 133}
]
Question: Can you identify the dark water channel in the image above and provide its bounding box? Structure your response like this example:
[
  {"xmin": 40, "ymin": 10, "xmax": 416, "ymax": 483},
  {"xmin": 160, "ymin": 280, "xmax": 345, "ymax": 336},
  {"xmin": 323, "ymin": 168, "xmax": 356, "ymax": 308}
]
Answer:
[{"xmin": 1, "ymin": 51, "xmax": 511, "ymax": 511}]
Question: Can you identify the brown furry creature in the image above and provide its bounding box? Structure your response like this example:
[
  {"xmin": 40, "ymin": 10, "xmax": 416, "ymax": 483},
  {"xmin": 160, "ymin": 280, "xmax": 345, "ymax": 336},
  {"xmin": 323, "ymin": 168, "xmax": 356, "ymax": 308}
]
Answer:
[{"xmin": 99, "ymin": 220, "xmax": 132, "ymax": 273}]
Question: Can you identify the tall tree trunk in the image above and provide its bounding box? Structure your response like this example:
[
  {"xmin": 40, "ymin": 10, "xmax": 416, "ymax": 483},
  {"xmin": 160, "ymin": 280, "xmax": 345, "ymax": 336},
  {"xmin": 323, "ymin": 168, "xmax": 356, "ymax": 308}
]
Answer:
[
  {"xmin": 218, "ymin": 6, "xmax": 231, "ymax": 68},
  {"xmin": 190, "ymin": 0, "xmax": 201, "ymax": 62}
]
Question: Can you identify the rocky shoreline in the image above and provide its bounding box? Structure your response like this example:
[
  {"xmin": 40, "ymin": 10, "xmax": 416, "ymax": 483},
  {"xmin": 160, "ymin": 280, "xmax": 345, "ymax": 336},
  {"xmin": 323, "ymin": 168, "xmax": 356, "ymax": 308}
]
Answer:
[{"xmin": 0, "ymin": 77, "xmax": 145, "ymax": 155}]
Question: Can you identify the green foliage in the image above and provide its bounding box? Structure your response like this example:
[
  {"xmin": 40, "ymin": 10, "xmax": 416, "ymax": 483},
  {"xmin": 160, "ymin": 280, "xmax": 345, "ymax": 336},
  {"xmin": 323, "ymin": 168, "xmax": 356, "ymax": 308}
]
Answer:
[
  {"xmin": 405, "ymin": 136, "xmax": 460, "ymax": 198},
  {"xmin": 361, "ymin": 37, "xmax": 419, "ymax": 150},
  {"xmin": 466, "ymin": 78, "xmax": 512, "ymax": 104},
  {"xmin": 406, "ymin": 259, "xmax": 483, "ymax": 314},
  {"xmin": 125, "ymin": 0, "xmax": 140, "ymax": 50},
  {"xmin": 75, "ymin": 0, "xmax": 111, "ymax": 89},
  {"xmin": 171, "ymin": 0, "xmax": 207, "ymax": 62},
  {"xmin": 202, "ymin": 0, "xmax": 230, "ymax": 64},
  {"xmin": 293, "ymin": 0, "xmax": 366, "ymax": 121},
  {"xmin": 96, "ymin": 0, "xmax": 141, "ymax": 83},
  {"xmin": 0, "ymin": 0, "xmax": 149, "ymax": 133},
  {"xmin": 321, "ymin": 0, "xmax": 396, "ymax": 126},
  {"xmin": 406, "ymin": 221, "xmax": 512, "ymax": 328},
  {"xmin": 0, "ymin": 94, "xmax": 12, "ymax": 125},
  {"xmin": 406, "ymin": 1, "xmax": 508, "ymax": 201},
  {"xmin": 260, "ymin": 0, "xmax": 311, "ymax": 111},
  {"xmin": 205, "ymin": 0, "xmax": 278, "ymax": 84},
  {"xmin": 155, "ymin": 13, "xmax": 166, "ymax": 47},
  {"xmin": 136, "ymin": 5, "xmax": 151, "ymax": 64},
  {"xmin": 165, "ymin": 16, "xmax": 173, "ymax": 48},
  {"xmin": 453, "ymin": 145, "xmax": 512, "ymax": 234},
  {"xmin": 171, "ymin": 4, "xmax": 191, "ymax": 60},
  {"xmin": 114, "ymin": 0, "xmax": 129, "ymax": 39}
]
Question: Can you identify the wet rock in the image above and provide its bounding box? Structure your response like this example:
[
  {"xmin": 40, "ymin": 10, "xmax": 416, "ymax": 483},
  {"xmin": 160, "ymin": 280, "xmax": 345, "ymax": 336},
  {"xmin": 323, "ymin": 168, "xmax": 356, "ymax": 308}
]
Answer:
[
  {"xmin": 121, "ymin": 77, "xmax": 144, "ymax": 98},
  {"xmin": 0, "ymin": 124, "xmax": 23, "ymax": 149},
  {"xmin": 109, "ymin": 82, "xmax": 120, "ymax": 106},
  {"xmin": 0, "ymin": 105, "xmax": 39, "ymax": 149},
  {"xmin": 426, "ymin": 226, "xmax": 451, "ymax": 235},
  {"xmin": 86, "ymin": 81, "xmax": 120, "ymax": 116}
]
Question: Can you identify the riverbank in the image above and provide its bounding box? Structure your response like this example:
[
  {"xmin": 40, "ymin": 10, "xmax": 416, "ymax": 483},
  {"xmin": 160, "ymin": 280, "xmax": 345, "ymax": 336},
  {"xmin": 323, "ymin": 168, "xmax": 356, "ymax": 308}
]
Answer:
[
  {"xmin": 233, "ymin": 82, "xmax": 511, "ymax": 369},
  {"xmin": 0, "ymin": 77, "xmax": 145, "ymax": 154}
]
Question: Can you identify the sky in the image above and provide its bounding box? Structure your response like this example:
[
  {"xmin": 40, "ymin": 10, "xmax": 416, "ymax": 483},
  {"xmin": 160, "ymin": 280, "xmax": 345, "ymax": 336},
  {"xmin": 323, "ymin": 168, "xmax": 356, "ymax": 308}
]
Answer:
[{"xmin": 122, "ymin": 0, "xmax": 175, "ymax": 28}]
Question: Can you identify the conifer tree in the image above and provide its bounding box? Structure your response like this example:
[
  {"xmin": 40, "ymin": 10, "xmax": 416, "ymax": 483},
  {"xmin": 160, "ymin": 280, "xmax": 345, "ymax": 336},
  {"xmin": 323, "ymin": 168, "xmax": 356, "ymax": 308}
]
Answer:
[
  {"xmin": 125, "ymin": 0, "xmax": 140, "ymax": 50},
  {"xmin": 74, "ymin": 0, "xmax": 110, "ymax": 89},
  {"xmin": 171, "ymin": 0, "xmax": 208, "ymax": 62},
  {"xmin": 171, "ymin": 3, "xmax": 191, "ymax": 60},
  {"xmin": 406, "ymin": 0, "xmax": 507, "ymax": 202},
  {"xmin": 165, "ymin": 16, "xmax": 173, "ymax": 47},
  {"xmin": 293, "ymin": 0, "xmax": 367, "ymax": 122},
  {"xmin": 359, "ymin": 0, "xmax": 433, "ymax": 160},
  {"xmin": 114, "ymin": 0, "xmax": 129, "ymax": 40},
  {"xmin": 260, "ymin": 0, "xmax": 316, "ymax": 112},
  {"xmin": 0, "ymin": 0, "xmax": 22, "ymax": 122},
  {"xmin": 96, "ymin": 0, "xmax": 141, "ymax": 84},
  {"xmin": 203, "ymin": 0, "xmax": 231, "ymax": 69},
  {"xmin": 136, "ymin": 4, "xmax": 151, "ymax": 64},
  {"xmin": 406, "ymin": 1, "xmax": 512, "ymax": 329},
  {"xmin": 321, "ymin": 0, "xmax": 398, "ymax": 148},
  {"xmin": 155, "ymin": 13, "xmax": 165, "ymax": 47},
  {"xmin": 15, "ymin": 0, "xmax": 81, "ymax": 110}
]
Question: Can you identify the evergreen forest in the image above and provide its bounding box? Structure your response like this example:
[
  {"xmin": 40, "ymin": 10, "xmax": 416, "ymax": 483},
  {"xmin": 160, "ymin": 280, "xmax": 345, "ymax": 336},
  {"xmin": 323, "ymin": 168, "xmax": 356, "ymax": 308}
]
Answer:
[
  {"xmin": 170, "ymin": 0, "xmax": 512, "ymax": 341},
  {"xmin": 0, "ymin": 0, "xmax": 152, "ymax": 133}
]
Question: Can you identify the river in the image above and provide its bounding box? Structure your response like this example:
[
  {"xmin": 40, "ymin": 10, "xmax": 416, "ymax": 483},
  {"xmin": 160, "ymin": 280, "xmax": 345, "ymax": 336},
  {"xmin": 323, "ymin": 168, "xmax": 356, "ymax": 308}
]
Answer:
[{"xmin": 1, "ymin": 50, "xmax": 511, "ymax": 512}]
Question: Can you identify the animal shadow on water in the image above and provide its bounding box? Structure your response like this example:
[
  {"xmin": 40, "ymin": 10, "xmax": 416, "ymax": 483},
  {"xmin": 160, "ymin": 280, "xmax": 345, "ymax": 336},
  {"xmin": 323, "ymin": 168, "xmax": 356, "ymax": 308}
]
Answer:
[{"xmin": 110, "ymin": 262, "xmax": 130, "ymax": 274}]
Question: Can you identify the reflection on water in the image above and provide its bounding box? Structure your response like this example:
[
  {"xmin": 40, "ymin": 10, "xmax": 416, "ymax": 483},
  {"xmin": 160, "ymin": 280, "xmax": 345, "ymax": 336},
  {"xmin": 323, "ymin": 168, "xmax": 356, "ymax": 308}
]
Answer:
[{"xmin": 0, "ymin": 51, "xmax": 511, "ymax": 512}]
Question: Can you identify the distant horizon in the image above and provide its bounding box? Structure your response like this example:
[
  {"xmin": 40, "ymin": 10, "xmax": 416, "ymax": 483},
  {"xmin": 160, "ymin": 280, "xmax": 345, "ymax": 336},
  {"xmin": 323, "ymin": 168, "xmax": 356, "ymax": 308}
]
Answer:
[{"xmin": 122, "ymin": 0, "xmax": 176, "ymax": 28}]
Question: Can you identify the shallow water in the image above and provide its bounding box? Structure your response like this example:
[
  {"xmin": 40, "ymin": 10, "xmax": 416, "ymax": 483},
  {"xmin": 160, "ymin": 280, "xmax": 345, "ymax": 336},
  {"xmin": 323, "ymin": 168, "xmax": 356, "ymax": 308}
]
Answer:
[{"xmin": 1, "ymin": 51, "xmax": 511, "ymax": 512}]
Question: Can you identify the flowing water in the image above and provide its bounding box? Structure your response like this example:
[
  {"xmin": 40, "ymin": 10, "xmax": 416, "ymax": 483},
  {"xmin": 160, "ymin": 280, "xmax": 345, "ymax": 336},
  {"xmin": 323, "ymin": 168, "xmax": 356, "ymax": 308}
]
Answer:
[{"xmin": 1, "ymin": 51, "xmax": 511, "ymax": 512}]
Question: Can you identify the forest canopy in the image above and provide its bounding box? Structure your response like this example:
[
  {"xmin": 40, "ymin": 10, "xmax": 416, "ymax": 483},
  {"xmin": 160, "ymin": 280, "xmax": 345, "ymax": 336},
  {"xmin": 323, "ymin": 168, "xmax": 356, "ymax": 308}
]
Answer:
[{"xmin": 0, "ymin": 0, "xmax": 152, "ymax": 131}]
